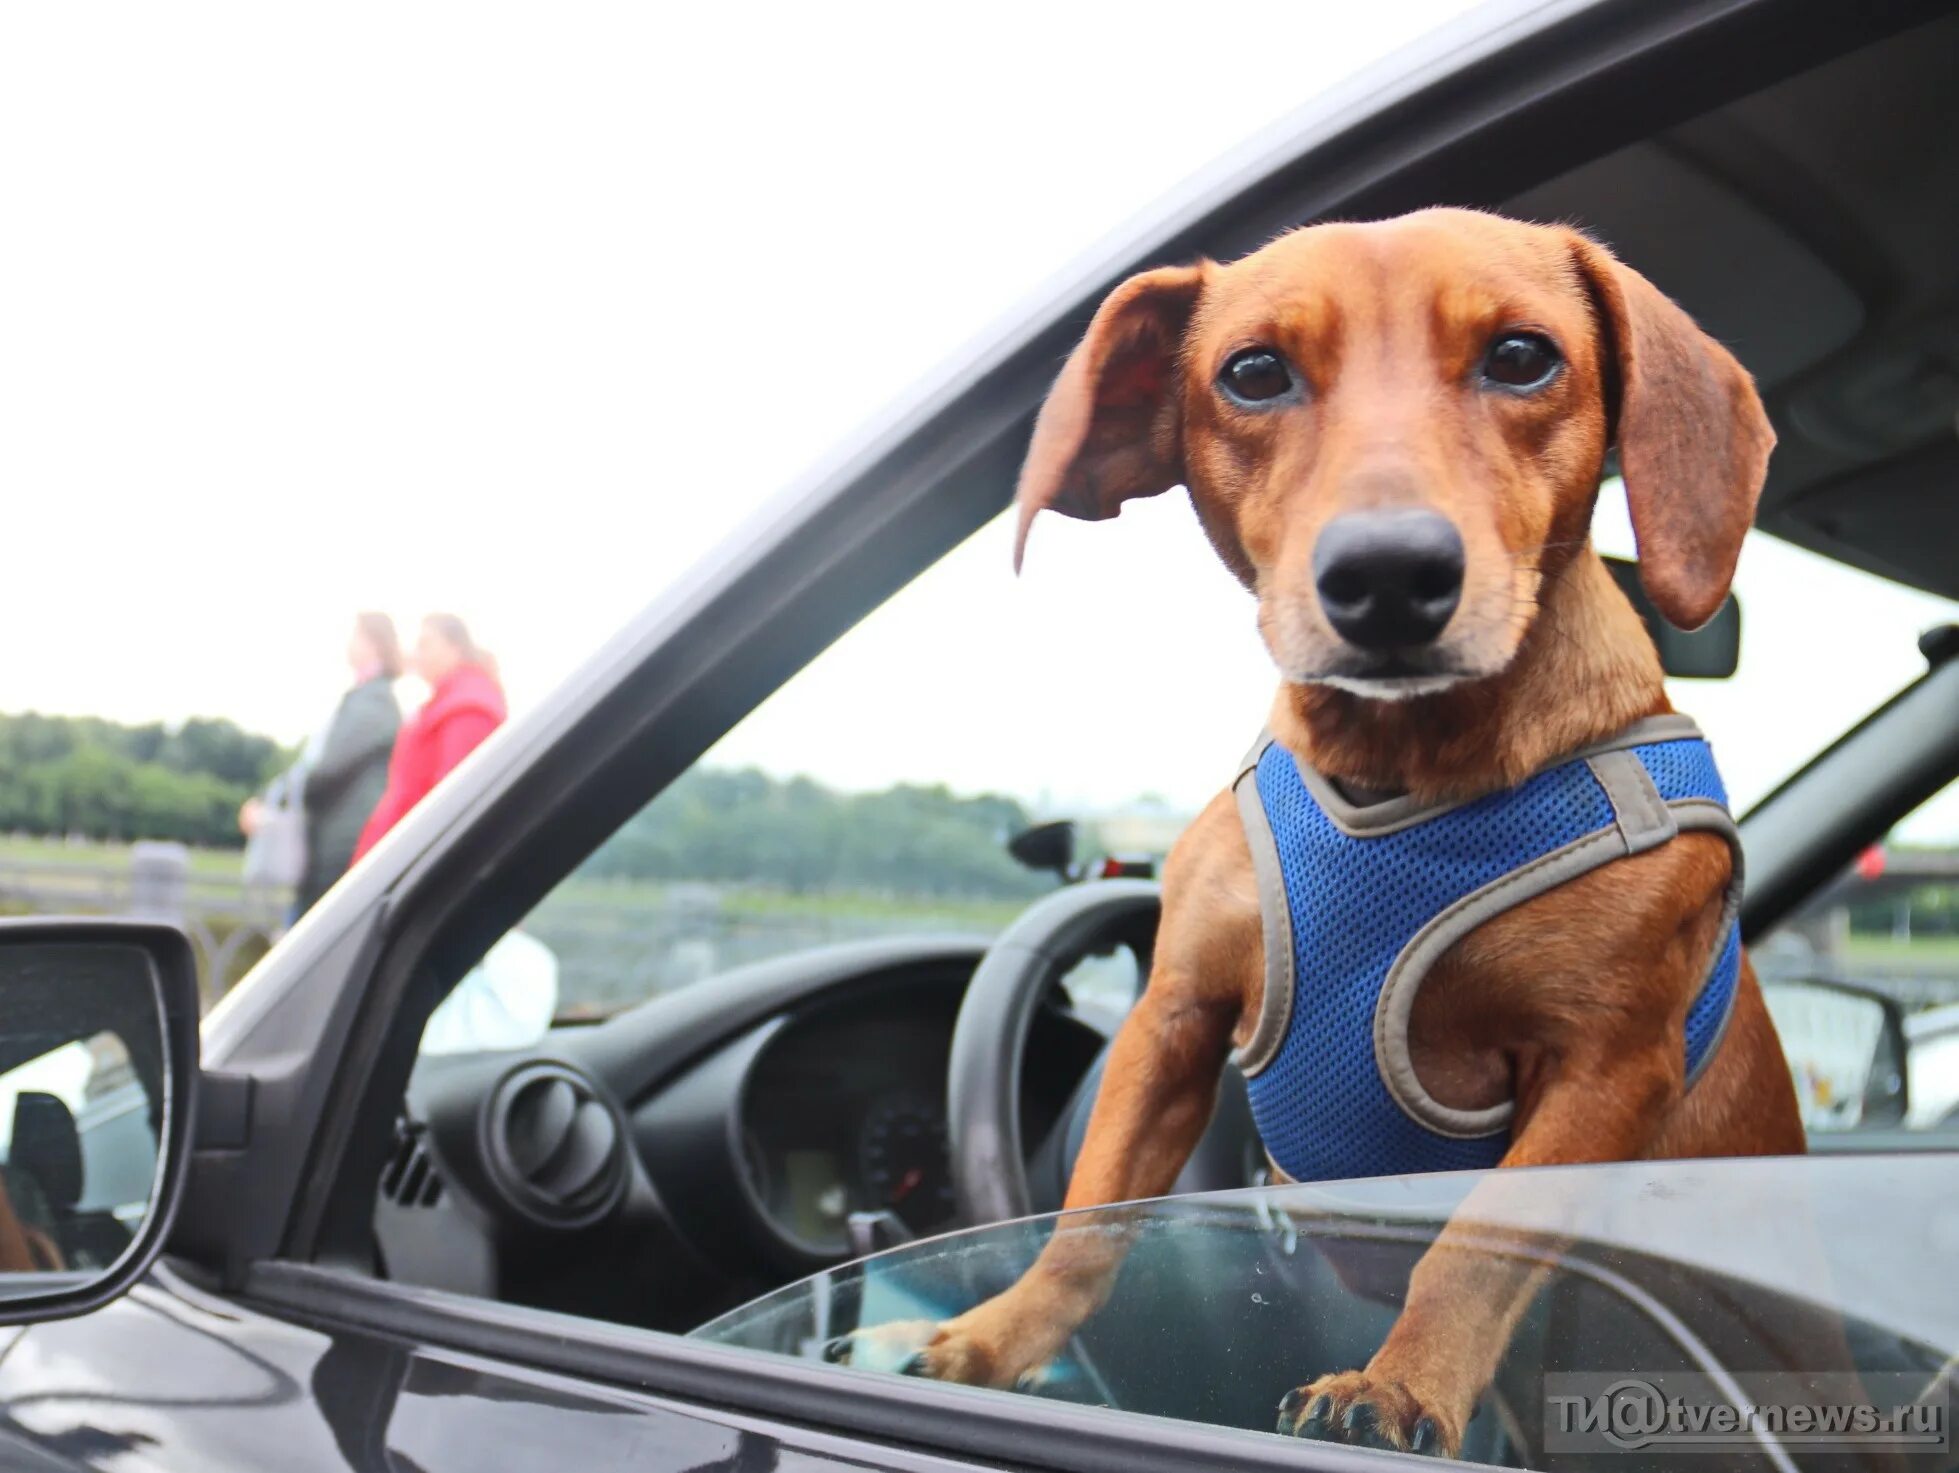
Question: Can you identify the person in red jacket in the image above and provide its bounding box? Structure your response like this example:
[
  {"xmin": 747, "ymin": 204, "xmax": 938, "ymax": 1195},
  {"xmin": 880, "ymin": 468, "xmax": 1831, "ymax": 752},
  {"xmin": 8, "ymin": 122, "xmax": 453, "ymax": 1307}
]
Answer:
[{"xmin": 352, "ymin": 613, "xmax": 507, "ymax": 861}]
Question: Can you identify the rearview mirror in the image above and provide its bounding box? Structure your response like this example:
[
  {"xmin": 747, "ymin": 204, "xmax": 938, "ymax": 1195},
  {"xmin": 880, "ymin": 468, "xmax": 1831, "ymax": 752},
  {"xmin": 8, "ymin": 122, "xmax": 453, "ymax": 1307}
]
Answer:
[
  {"xmin": 1760, "ymin": 975, "xmax": 1908, "ymax": 1130},
  {"xmin": 0, "ymin": 919, "xmax": 200, "ymax": 1324},
  {"xmin": 1604, "ymin": 556, "xmax": 1740, "ymax": 678}
]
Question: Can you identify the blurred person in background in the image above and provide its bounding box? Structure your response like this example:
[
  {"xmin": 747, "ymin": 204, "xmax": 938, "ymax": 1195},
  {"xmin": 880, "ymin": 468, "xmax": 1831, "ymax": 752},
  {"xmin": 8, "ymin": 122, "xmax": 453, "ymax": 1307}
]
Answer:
[
  {"xmin": 330, "ymin": 613, "xmax": 555, "ymax": 1053},
  {"xmin": 241, "ymin": 612, "xmax": 404, "ymax": 917},
  {"xmin": 352, "ymin": 612, "xmax": 507, "ymax": 862}
]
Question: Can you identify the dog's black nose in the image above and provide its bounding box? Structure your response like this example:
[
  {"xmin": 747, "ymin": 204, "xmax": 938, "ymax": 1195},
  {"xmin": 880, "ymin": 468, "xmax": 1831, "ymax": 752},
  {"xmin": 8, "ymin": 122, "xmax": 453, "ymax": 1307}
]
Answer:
[{"xmin": 1313, "ymin": 510, "xmax": 1465, "ymax": 650}]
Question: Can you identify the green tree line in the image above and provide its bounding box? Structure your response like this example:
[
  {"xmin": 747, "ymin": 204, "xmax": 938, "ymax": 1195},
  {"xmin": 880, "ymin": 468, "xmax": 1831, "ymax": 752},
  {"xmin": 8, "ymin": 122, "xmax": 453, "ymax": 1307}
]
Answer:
[
  {"xmin": 580, "ymin": 766, "xmax": 1051, "ymax": 900},
  {"xmin": 2, "ymin": 712, "xmax": 1053, "ymax": 899},
  {"xmin": 0, "ymin": 712, "xmax": 291, "ymax": 847}
]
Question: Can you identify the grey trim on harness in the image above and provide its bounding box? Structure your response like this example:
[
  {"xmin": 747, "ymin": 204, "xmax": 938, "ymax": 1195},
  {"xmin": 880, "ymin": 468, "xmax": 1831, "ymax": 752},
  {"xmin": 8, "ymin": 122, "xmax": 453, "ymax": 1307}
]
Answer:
[
  {"xmin": 1232, "ymin": 733, "xmax": 1294, "ymax": 1078},
  {"xmin": 1586, "ymin": 748, "xmax": 1680, "ymax": 854},
  {"xmin": 1230, "ymin": 716, "xmax": 1742, "ymax": 1105},
  {"xmin": 1667, "ymin": 801, "xmax": 1746, "ymax": 1094},
  {"xmin": 1566, "ymin": 713, "xmax": 1704, "ymax": 762},
  {"xmin": 1374, "ymin": 793, "xmax": 1745, "ymax": 1139},
  {"xmin": 1293, "ymin": 714, "xmax": 1706, "ymax": 839}
]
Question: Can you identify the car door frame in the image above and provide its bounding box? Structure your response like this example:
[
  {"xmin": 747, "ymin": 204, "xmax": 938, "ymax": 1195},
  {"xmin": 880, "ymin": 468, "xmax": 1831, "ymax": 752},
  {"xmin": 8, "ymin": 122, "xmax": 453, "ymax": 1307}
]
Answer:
[{"xmin": 166, "ymin": 2, "xmax": 1956, "ymax": 1470}]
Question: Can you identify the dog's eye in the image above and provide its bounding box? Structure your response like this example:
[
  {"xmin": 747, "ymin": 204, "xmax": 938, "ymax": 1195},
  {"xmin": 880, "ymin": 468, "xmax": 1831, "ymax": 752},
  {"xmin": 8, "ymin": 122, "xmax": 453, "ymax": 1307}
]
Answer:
[
  {"xmin": 1482, "ymin": 332, "xmax": 1562, "ymax": 390},
  {"xmin": 1219, "ymin": 349, "xmax": 1294, "ymax": 404}
]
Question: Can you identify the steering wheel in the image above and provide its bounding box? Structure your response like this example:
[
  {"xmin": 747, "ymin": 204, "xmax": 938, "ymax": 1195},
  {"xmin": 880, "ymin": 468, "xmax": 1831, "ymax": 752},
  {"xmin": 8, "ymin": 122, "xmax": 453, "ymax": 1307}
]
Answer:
[{"xmin": 947, "ymin": 877, "xmax": 1260, "ymax": 1226}]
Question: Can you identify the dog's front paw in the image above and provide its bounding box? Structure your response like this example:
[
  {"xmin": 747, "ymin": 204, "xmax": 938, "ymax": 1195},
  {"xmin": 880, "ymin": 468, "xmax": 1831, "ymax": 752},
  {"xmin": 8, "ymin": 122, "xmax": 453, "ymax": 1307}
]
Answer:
[
  {"xmin": 822, "ymin": 1319, "xmax": 941, "ymax": 1375},
  {"xmin": 822, "ymin": 1317, "xmax": 1043, "ymax": 1389},
  {"xmin": 1277, "ymin": 1371, "xmax": 1458, "ymax": 1457}
]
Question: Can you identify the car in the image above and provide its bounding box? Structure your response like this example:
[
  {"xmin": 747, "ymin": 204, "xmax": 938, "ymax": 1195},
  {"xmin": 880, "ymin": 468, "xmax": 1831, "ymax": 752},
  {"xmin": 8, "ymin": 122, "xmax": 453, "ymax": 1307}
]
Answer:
[{"xmin": 0, "ymin": 1, "xmax": 1955, "ymax": 1469}]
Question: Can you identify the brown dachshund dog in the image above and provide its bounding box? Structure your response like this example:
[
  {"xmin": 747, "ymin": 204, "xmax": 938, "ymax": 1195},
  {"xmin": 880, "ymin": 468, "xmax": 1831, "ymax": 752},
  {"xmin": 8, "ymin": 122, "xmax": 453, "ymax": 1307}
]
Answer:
[{"xmin": 839, "ymin": 208, "xmax": 1805, "ymax": 1455}]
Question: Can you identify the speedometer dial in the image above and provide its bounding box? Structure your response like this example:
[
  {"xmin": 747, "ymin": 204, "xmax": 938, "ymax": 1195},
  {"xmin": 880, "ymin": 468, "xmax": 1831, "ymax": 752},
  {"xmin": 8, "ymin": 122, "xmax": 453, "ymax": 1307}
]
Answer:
[{"xmin": 857, "ymin": 1094, "xmax": 954, "ymax": 1234}]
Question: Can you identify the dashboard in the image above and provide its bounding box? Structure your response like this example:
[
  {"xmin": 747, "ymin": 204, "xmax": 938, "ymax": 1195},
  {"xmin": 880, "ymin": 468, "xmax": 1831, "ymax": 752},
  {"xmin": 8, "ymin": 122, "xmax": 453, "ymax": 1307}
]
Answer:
[
  {"xmin": 387, "ymin": 938, "xmax": 1111, "ymax": 1333},
  {"xmin": 740, "ymin": 996, "xmax": 960, "ymax": 1251},
  {"xmin": 631, "ymin": 963, "xmax": 1104, "ymax": 1282}
]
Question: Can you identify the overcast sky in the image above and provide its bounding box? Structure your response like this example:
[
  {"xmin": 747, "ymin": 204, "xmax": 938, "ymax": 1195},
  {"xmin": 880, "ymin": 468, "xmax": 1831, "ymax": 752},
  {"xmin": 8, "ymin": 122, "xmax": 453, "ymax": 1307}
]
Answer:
[{"xmin": 4, "ymin": 3, "xmax": 1955, "ymax": 840}]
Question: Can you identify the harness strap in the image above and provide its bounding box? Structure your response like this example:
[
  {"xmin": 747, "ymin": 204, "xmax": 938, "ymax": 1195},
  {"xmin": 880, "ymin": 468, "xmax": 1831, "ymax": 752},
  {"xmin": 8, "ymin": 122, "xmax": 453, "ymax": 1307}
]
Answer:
[
  {"xmin": 1373, "ymin": 788, "xmax": 1741, "ymax": 1139},
  {"xmin": 1232, "ymin": 718, "xmax": 1743, "ymax": 1140},
  {"xmin": 1232, "ymin": 736, "xmax": 1295, "ymax": 1079}
]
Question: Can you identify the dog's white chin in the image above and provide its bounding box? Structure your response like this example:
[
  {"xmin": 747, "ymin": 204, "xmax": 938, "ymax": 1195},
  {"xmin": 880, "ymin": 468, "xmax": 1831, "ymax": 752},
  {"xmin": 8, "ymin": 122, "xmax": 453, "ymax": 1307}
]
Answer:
[{"xmin": 1309, "ymin": 672, "xmax": 1469, "ymax": 702}]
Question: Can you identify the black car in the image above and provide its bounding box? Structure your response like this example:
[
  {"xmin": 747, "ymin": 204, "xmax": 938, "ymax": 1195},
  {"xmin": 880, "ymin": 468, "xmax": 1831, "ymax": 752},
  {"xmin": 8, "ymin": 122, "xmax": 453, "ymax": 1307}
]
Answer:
[{"xmin": 2, "ymin": 2, "xmax": 1956, "ymax": 1469}]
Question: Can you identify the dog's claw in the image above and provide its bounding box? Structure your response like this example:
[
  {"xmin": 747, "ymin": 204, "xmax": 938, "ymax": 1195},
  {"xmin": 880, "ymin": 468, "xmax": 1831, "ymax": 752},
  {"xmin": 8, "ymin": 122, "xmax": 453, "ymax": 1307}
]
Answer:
[
  {"xmin": 1276, "ymin": 1388, "xmax": 1308, "ymax": 1434},
  {"xmin": 820, "ymin": 1336, "xmax": 852, "ymax": 1364},
  {"xmin": 1411, "ymin": 1417, "xmax": 1439, "ymax": 1455},
  {"xmin": 898, "ymin": 1351, "xmax": 929, "ymax": 1378},
  {"xmin": 1340, "ymin": 1402, "xmax": 1377, "ymax": 1441},
  {"xmin": 1299, "ymin": 1394, "xmax": 1334, "ymax": 1439}
]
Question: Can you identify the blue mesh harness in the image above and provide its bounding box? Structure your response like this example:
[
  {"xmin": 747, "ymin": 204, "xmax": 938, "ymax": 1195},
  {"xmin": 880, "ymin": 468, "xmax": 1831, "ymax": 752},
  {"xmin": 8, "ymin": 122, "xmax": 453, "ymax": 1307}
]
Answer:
[{"xmin": 1232, "ymin": 714, "xmax": 1742, "ymax": 1185}]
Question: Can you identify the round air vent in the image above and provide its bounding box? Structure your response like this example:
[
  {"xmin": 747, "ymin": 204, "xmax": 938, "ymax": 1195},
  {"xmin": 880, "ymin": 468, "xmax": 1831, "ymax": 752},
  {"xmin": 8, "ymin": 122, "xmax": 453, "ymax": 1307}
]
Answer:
[{"xmin": 481, "ymin": 1063, "xmax": 629, "ymax": 1229}]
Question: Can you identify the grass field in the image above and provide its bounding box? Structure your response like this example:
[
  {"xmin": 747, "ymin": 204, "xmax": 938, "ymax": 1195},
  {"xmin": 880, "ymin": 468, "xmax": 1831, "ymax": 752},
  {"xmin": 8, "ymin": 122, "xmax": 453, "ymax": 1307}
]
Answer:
[
  {"xmin": 1839, "ymin": 932, "xmax": 1959, "ymax": 966},
  {"xmin": 0, "ymin": 833, "xmax": 247, "ymax": 877},
  {"xmin": 0, "ymin": 832, "xmax": 1029, "ymax": 929}
]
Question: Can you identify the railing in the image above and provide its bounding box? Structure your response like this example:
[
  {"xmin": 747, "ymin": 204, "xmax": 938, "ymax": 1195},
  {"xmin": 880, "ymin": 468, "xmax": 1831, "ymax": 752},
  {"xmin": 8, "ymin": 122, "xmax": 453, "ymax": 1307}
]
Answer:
[
  {"xmin": 0, "ymin": 842, "xmax": 285, "ymax": 1004},
  {"xmin": 0, "ymin": 845, "xmax": 1013, "ymax": 1016}
]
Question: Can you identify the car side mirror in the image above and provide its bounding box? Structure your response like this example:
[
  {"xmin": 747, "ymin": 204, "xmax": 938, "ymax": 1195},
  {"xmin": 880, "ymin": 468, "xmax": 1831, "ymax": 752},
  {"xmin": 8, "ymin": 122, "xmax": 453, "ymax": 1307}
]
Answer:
[
  {"xmin": 1604, "ymin": 556, "xmax": 1740, "ymax": 678},
  {"xmin": 1008, "ymin": 820, "xmax": 1077, "ymax": 881},
  {"xmin": 1759, "ymin": 974, "xmax": 1908, "ymax": 1129},
  {"xmin": 0, "ymin": 919, "xmax": 200, "ymax": 1324}
]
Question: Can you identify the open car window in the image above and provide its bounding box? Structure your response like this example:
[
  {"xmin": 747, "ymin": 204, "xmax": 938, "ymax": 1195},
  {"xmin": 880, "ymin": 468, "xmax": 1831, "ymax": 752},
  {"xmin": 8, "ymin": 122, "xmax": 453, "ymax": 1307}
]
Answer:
[
  {"xmin": 696, "ymin": 1156, "xmax": 1959, "ymax": 1469},
  {"xmin": 421, "ymin": 477, "xmax": 1957, "ymax": 1039}
]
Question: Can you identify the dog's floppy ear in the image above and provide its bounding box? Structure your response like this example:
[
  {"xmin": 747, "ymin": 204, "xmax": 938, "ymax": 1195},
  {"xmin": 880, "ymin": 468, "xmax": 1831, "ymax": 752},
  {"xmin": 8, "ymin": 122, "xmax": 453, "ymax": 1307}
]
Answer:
[
  {"xmin": 1568, "ymin": 234, "xmax": 1774, "ymax": 630},
  {"xmin": 1014, "ymin": 263, "xmax": 1206, "ymax": 570}
]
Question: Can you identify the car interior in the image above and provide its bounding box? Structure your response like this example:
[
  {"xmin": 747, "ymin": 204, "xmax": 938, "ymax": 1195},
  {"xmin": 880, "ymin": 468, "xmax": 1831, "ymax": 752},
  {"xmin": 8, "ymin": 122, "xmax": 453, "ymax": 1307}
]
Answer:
[
  {"xmin": 0, "ymin": 957, "xmax": 165, "ymax": 1284},
  {"xmin": 352, "ymin": 3, "xmax": 1957, "ymax": 1379},
  {"xmin": 1510, "ymin": 14, "xmax": 1959, "ymax": 601}
]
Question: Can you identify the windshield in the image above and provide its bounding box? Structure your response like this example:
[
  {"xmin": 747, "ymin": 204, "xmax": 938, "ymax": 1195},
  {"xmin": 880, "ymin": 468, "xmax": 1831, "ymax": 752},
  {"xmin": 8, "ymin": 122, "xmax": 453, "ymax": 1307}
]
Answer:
[
  {"xmin": 513, "ymin": 491, "xmax": 1956, "ymax": 1020},
  {"xmin": 1589, "ymin": 485, "xmax": 1959, "ymax": 836},
  {"xmin": 695, "ymin": 1155, "xmax": 1957, "ymax": 1468}
]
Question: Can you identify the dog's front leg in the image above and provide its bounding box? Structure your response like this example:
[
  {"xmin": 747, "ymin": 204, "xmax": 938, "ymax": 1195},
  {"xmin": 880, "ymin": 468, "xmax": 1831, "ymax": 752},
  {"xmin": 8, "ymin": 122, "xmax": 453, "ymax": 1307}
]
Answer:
[
  {"xmin": 830, "ymin": 792, "xmax": 1260, "ymax": 1387},
  {"xmin": 1281, "ymin": 1050, "xmax": 1682, "ymax": 1455}
]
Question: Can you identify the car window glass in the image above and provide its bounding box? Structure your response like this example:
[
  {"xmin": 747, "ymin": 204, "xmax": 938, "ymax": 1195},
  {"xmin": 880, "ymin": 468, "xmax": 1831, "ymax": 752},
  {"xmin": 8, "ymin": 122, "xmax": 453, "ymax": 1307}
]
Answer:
[{"xmin": 697, "ymin": 1157, "xmax": 1959, "ymax": 1467}]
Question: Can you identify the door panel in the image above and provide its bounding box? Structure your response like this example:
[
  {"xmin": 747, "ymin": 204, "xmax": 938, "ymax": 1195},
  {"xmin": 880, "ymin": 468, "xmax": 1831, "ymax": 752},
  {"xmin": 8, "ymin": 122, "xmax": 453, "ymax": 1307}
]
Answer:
[{"xmin": 0, "ymin": 1266, "xmax": 958, "ymax": 1472}]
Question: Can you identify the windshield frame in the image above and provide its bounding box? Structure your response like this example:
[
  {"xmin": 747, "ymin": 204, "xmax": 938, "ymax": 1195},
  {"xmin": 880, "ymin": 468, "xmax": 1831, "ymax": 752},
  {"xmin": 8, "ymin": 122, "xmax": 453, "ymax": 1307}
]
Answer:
[{"xmin": 1736, "ymin": 634, "xmax": 1959, "ymax": 938}]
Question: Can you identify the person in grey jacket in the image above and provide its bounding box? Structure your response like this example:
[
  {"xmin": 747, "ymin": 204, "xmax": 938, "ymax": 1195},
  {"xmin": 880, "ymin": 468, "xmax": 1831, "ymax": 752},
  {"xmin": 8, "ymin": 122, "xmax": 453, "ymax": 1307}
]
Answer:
[
  {"xmin": 243, "ymin": 613, "xmax": 403, "ymax": 917},
  {"xmin": 297, "ymin": 612, "xmax": 404, "ymax": 913}
]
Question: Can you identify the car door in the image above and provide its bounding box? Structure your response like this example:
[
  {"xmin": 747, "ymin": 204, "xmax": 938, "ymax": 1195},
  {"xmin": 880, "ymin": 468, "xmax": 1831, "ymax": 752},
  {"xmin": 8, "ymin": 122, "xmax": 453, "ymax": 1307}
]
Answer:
[{"xmin": 0, "ymin": 1264, "xmax": 985, "ymax": 1473}]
